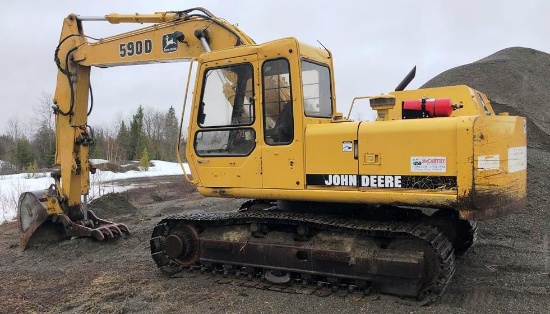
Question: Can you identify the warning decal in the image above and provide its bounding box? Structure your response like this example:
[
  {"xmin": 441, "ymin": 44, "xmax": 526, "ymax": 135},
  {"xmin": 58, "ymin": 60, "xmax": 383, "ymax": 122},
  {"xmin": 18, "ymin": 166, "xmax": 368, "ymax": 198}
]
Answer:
[
  {"xmin": 508, "ymin": 146, "xmax": 527, "ymax": 173},
  {"xmin": 478, "ymin": 155, "xmax": 500, "ymax": 171}
]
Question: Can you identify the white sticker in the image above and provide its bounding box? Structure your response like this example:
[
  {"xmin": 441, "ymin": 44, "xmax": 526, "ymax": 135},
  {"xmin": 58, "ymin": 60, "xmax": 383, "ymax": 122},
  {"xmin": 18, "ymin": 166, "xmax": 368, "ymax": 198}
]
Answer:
[
  {"xmin": 508, "ymin": 146, "xmax": 527, "ymax": 173},
  {"xmin": 342, "ymin": 141, "xmax": 353, "ymax": 152},
  {"xmin": 478, "ymin": 155, "xmax": 500, "ymax": 171},
  {"xmin": 411, "ymin": 156, "xmax": 447, "ymax": 172}
]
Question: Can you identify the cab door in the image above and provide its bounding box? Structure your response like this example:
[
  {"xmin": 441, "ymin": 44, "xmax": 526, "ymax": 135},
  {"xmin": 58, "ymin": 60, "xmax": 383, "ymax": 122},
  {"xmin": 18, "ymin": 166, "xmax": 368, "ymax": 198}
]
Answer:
[
  {"xmin": 260, "ymin": 58, "xmax": 304, "ymax": 189},
  {"xmin": 189, "ymin": 54, "xmax": 262, "ymax": 188}
]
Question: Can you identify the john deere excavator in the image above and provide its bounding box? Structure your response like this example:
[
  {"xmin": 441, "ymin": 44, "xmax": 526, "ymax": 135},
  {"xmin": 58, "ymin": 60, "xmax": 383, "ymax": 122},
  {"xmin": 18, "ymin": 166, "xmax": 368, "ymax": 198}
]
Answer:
[{"xmin": 19, "ymin": 7, "xmax": 526, "ymax": 299}]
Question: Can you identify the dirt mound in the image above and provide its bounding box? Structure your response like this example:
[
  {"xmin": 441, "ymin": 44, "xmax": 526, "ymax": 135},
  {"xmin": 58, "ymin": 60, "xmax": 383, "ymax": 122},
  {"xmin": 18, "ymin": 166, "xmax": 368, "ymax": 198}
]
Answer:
[
  {"xmin": 92, "ymin": 161, "xmax": 142, "ymax": 173},
  {"xmin": 422, "ymin": 47, "xmax": 550, "ymax": 150},
  {"xmin": 88, "ymin": 193, "xmax": 137, "ymax": 217}
]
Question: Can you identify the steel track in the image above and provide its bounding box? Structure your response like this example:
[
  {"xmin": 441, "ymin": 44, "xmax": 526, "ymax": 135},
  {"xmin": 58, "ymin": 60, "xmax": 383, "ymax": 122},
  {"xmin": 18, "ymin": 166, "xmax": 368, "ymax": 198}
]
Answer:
[{"xmin": 150, "ymin": 210, "xmax": 456, "ymax": 300}]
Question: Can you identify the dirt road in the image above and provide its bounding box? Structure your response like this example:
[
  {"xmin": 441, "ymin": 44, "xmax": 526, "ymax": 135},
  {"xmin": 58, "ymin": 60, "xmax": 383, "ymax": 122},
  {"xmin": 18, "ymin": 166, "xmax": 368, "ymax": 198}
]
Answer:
[{"xmin": 1, "ymin": 157, "xmax": 548, "ymax": 314}]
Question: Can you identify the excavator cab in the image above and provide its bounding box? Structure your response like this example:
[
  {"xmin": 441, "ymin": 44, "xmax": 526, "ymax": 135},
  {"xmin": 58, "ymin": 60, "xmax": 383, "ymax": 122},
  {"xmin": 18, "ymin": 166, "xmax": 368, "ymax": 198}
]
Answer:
[{"xmin": 187, "ymin": 38, "xmax": 336, "ymax": 191}]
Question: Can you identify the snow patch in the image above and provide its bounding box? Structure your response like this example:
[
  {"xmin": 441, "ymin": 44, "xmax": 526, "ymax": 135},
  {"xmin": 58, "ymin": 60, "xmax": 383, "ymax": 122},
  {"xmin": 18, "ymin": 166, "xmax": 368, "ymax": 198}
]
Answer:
[{"xmin": 0, "ymin": 161, "xmax": 191, "ymax": 225}]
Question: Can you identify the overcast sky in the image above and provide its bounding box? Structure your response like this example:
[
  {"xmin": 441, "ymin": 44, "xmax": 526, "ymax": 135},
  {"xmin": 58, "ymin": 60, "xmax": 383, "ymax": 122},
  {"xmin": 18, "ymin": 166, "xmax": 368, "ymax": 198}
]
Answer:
[{"xmin": 0, "ymin": 0, "xmax": 548, "ymax": 133}]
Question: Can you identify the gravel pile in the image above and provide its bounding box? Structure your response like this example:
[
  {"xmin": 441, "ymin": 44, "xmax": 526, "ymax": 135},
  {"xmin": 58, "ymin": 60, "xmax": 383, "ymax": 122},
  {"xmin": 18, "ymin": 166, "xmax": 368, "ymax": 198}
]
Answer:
[{"xmin": 422, "ymin": 47, "xmax": 550, "ymax": 150}]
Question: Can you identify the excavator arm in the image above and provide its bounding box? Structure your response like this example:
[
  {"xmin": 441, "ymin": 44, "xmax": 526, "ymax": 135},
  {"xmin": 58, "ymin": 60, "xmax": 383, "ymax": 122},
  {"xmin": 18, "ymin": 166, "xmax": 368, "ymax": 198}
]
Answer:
[{"xmin": 19, "ymin": 8, "xmax": 256, "ymax": 249}]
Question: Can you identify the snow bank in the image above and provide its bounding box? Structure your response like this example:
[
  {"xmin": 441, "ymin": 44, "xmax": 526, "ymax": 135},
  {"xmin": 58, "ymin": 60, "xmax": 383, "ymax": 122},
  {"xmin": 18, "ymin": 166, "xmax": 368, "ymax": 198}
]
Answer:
[{"xmin": 0, "ymin": 161, "xmax": 191, "ymax": 225}]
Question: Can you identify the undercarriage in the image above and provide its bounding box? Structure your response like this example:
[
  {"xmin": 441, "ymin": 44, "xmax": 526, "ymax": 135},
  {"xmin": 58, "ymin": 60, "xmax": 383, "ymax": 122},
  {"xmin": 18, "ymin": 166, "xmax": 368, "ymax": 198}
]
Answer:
[{"xmin": 150, "ymin": 203, "xmax": 476, "ymax": 300}]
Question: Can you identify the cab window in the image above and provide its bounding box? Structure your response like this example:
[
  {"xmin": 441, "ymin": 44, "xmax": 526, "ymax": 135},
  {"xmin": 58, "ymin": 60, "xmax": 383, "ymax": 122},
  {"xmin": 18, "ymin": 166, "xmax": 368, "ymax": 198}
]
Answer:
[
  {"xmin": 198, "ymin": 63, "xmax": 254, "ymax": 127},
  {"xmin": 194, "ymin": 63, "xmax": 256, "ymax": 156},
  {"xmin": 302, "ymin": 60, "xmax": 333, "ymax": 117},
  {"xmin": 262, "ymin": 59, "xmax": 293, "ymax": 145}
]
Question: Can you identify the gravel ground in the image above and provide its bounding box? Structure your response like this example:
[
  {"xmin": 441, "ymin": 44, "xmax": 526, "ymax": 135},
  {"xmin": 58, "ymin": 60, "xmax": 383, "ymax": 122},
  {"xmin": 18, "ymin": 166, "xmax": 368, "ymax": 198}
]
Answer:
[{"xmin": 1, "ymin": 47, "xmax": 549, "ymax": 313}]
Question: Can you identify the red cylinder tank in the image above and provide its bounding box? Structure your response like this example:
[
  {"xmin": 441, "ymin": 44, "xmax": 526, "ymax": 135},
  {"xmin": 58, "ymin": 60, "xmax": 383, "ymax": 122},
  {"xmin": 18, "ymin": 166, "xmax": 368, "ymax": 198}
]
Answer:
[{"xmin": 402, "ymin": 98, "xmax": 453, "ymax": 117}]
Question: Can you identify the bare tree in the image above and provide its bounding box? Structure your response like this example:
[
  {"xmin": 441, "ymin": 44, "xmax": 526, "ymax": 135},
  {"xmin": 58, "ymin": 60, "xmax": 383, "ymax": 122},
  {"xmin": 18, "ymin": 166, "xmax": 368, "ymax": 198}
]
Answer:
[
  {"xmin": 105, "ymin": 122, "xmax": 124, "ymax": 164},
  {"xmin": 32, "ymin": 92, "xmax": 54, "ymax": 132},
  {"xmin": 6, "ymin": 115, "xmax": 24, "ymax": 141},
  {"xmin": 31, "ymin": 93, "xmax": 56, "ymax": 167}
]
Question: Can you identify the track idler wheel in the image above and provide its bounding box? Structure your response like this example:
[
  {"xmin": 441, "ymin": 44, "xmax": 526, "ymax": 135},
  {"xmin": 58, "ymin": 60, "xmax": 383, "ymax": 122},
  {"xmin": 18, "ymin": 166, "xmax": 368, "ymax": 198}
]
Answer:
[{"xmin": 163, "ymin": 224, "xmax": 200, "ymax": 266}]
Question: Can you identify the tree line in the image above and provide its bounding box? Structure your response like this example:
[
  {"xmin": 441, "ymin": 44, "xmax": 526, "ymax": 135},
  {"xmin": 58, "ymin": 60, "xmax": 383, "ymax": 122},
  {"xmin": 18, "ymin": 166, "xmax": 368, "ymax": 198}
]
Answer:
[{"xmin": 0, "ymin": 93, "xmax": 185, "ymax": 173}]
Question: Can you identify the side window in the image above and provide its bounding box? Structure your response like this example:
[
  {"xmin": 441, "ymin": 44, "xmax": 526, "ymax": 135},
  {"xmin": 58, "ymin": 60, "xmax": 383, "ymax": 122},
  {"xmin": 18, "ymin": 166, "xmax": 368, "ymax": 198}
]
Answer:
[
  {"xmin": 302, "ymin": 60, "xmax": 333, "ymax": 117},
  {"xmin": 194, "ymin": 128, "xmax": 256, "ymax": 157},
  {"xmin": 194, "ymin": 63, "xmax": 256, "ymax": 156},
  {"xmin": 262, "ymin": 59, "xmax": 293, "ymax": 145},
  {"xmin": 199, "ymin": 63, "xmax": 254, "ymax": 127}
]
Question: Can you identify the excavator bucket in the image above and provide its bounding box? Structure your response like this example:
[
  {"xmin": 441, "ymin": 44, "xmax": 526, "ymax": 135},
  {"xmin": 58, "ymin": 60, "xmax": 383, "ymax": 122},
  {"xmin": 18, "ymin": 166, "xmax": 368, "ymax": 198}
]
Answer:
[
  {"xmin": 18, "ymin": 190, "xmax": 61, "ymax": 249},
  {"xmin": 18, "ymin": 189, "xmax": 130, "ymax": 250}
]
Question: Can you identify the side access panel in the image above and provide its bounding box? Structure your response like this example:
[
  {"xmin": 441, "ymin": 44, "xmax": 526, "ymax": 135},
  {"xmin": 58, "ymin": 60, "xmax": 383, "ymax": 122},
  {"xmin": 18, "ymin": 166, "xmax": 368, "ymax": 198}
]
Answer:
[
  {"xmin": 304, "ymin": 122, "xmax": 360, "ymax": 189},
  {"xmin": 357, "ymin": 118, "xmax": 459, "ymax": 208}
]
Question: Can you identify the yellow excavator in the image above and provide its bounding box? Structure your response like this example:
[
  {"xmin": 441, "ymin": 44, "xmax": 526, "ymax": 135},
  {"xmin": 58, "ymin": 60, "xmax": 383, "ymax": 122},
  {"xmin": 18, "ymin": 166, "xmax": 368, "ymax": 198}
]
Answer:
[{"xmin": 19, "ymin": 8, "xmax": 526, "ymax": 299}]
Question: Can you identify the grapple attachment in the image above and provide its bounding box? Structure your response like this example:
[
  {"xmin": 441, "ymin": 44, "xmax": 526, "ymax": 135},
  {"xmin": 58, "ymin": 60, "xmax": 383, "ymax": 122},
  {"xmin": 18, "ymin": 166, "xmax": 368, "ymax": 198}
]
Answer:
[{"xmin": 18, "ymin": 189, "xmax": 130, "ymax": 250}]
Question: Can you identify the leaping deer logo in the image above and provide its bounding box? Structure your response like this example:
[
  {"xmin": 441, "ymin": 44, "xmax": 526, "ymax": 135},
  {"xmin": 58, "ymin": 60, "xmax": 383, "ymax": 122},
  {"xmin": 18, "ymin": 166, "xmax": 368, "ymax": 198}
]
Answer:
[
  {"xmin": 163, "ymin": 34, "xmax": 178, "ymax": 52},
  {"xmin": 164, "ymin": 37, "xmax": 175, "ymax": 49}
]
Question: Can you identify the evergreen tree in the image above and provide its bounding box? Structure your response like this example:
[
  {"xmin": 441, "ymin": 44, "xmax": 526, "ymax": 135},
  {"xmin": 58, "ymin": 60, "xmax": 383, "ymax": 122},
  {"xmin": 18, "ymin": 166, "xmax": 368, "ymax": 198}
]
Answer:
[
  {"xmin": 140, "ymin": 147, "xmax": 150, "ymax": 171},
  {"xmin": 135, "ymin": 133, "xmax": 150, "ymax": 162},
  {"xmin": 90, "ymin": 128, "xmax": 106, "ymax": 159},
  {"xmin": 116, "ymin": 120, "xmax": 130, "ymax": 161},
  {"xmin": 129, "ymin": 106, "xmax": 146, "ymax": 160},
  {"xmin": 31, "ymin": 122, "xmax": 55, "ymax": 168},
  {"xmin": 15, "ymin": 138, "xmax": 35, "ymax": 170},
  {"xmin": 0, "ymin": 135, "xmax": 13, "ymax": 163},
  {"xmin": 163, "ymin": 106, "xmax": 180, "ymax": 161}
]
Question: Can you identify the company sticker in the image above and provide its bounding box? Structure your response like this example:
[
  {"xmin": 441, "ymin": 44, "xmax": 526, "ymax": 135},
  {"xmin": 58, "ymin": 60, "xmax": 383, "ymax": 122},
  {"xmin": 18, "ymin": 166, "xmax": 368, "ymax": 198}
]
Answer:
[
  {"xmin": 411, "ymin": 156, "xmax": 446, "ymax": 173},
  {"xmin": 478, "ymin": 155, "xmax": 500, "ymax": 171},
  {"xmin": 508, "ymin": 146, "xmax": 527, "ymax": 173}
]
